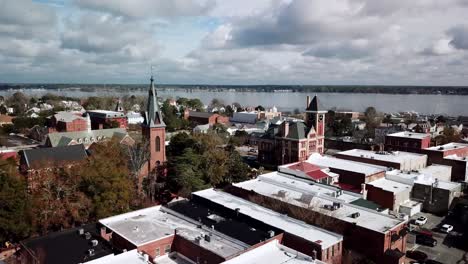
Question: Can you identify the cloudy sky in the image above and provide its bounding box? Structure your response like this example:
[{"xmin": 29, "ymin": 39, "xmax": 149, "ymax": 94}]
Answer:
[{"xmin": 1, "ymin": 0, "xmax": 468, "ymax": 85}]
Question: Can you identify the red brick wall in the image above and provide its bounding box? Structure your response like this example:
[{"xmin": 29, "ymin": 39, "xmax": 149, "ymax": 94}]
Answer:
[
  {"xmin": 142, "ymin": 126, "xmax": 166, "ymax": 174},
  {"xmin": 366, "ymin": 184, "xmax": 395, "ymax": 210},
  {"xmin": 172, "ymin": 235, "xmax": 225, "ymax": 264},
  {"xmin": 138, "ymin": 235, "xmax": 175, "ymax": 261}
]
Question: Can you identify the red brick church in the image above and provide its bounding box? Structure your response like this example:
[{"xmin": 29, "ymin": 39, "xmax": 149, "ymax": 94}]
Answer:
[
  {"xmin": 140, "ymin": 75, "xmax": 166, "ymax": 179},
  {"xmin": 258, "ymin": 95, "xmax": 326, "ymax": 167}
]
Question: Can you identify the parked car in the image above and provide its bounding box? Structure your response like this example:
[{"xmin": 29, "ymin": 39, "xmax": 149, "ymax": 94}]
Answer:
[
  {"xmin": 440, "ymin": 224, "xmax": 453, "ymax": 233},
  {"xmin": 426, "ymin": 259, "xmax": 444, "ymax": 264},
  {"xmin": 416, "ymin": 234, "xmax": 437, "ymax": 247},
  {"xmin": 415, "ymin": 229, "xmax": 433, "ymax": 237},
  {"xmin": 406, "ymin": 250, "xmax": 428, "ymax": 262},
  {"xmin": 414, "ymin": 216, "xmax": 428, "ymax": 226}
]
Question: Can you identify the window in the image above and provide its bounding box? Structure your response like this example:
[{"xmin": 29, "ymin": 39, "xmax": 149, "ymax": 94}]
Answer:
[
  {"xmin": 164, "ymin": 245, "xmax": 170, "ymax": 253},
  {"xmin": 332, "ymin": 245, "xmax": 335, "ymax": 257},
  {"xmin": 156, "ymin": 136, "xmax": 161, "ymax": 152},
  {"xmin": 155, "ymin": 248, "xmax": 160, "ymax": 257}
]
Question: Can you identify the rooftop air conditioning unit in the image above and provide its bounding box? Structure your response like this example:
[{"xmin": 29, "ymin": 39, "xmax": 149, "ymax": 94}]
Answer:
[
  {"xmin": 85, "ymin": 232, "xmax": 92, "ymax": 240},
  {"xmin": 88, "ymin": 249, "xmax": 95, "ymax": 256},
  {"xmin": 350, "ymin": 212, "xmax": 360, "ymax": 219},
  {"xmin": 91, "ymin": 239, "xmax": 98, "ymax": 247},
  {"xmin": 78, "ymin": 228, "xmax": 84, "ymax": 235}
]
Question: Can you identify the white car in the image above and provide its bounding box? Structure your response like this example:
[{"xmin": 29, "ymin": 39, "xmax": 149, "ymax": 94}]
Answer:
[
  {"xmin": 414, "ymin": 216, "xmax": 428, "ymax": 226},
  {"xmin": 440, "ymin": 224, "xmax": 453, "ymax": 233}
]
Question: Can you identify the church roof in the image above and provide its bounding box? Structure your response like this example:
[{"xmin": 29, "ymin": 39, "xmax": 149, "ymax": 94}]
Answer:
[
  {"xmin": 21, "ymin": 144, "xmax": 88, "ymax": 170},
  {"xmin": 47, "ymin": 128, "xmax": 128, "ymax": 147},
  {"xmin": 143, "ymin": 76, "xmax": 165, "ymax": 128}
]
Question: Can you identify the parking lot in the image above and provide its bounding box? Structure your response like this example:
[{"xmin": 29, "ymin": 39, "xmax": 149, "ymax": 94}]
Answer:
[{"xmin": 405, "ymin": 212, "xmax": 468, "ymax": 264}]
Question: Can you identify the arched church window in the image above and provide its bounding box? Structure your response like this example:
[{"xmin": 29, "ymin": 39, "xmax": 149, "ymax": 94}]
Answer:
[{"xmin": 156, "ymin": 136, "xmax": 161, "ymax": 152}]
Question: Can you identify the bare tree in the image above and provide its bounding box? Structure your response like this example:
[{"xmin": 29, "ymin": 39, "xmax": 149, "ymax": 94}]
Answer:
[{"xmin": 124, "ymin": 140, "xmax": 150, "ymax": 196}]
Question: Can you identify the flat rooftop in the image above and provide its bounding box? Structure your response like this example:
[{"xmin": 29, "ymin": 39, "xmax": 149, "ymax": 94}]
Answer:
[
  {"xmin": 386, "ymin": 131, "xmax": 429, "ymax": 139},
  {"xmin": 366, "ymin": 178, "xmax": 411, "ymax": 194},
  {"xmin": 222, "ymin": 239, "xmax": 321, "ymax": 264},
  {"xmin": 257, "ymin": 172, "xmax": 360, "ymax": 203},
  {"xmin": 385, "ymin": 170, "xmax": 461, "ymax": 191},
  {"xmin": 233, "ymin": 173, "xmax": 405, "ymax": 233},
  {"xmin": 425, "ymin": 143, "xmax": 468, "ymax": 152},
  {"xmin": 193, "ymin": 189, "xmax": 343, "ymax": 249},
  {"xmin": 83, "ymin": 250, "xmax": 148, "ymax": 264},
  {"xmin": 166, "ymin": 200, "xmax": 276, "ymax": 245},
  {"xmin": 337, "ymin": 149, "xmax": 426, "ymax": 164},
  {"xmin": 99, "ymin": 206, "xmax": 247, "ymax": 258},
  {"xmin": 308, "ymin": 153, "xmax": 386, "ymax": 176},
  {"xmin": 22, "ymin": 223, "xmax": 113, "ymax": 264}
]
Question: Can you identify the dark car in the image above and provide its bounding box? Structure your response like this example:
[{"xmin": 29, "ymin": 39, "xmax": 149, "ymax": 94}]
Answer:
[
  {"xmin": 416, "ymin": 234, "xmax": 437, "ymax": 247},
  {"xmin": 406, "ymin": 250, "xmax": 428, "ymax": 262},
  {"xmin": 426, "ymin": 260, "xmax": 444, "ymax": 264}
]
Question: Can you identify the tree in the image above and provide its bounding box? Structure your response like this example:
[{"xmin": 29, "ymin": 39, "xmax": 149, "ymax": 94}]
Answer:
[
  {"xmin": 255, "ymin": 105, "xmax": 265, "ymax": 111},
  {"xmin": 187, "ymin": 98, "xmax": 204, "ymax": 111},
  {"xmin": 293, "ymin": 108, "xmax": 301, "ymax": 115},
  {"xmin": 168, "ymin": 148, "xmax": 207, "ymax": 197},
  {"xmin": 79, "ymin": 140, "xmax": 134, "ymax": 219},
  {"xmin": 8, "ymin": 92, "xmax": 28, "ymax": 115},
  {"xmin": 0, "ymin": 159, "xmax": 30, "ymax": 243},
  {"xmin": 364, "ymin": 106, "xmax": 378, "ymax": 137},
  {"xmin": 229, "ymin": 130, "xmax": 249, "ymax": 146},
  {"xmin": 211, "ymin": 98, "xmax": 224, "ymax": 108},
  {"xmin": 224, "ymin": 149, "xmax": 250, "ymax": 184},
  {"xmin": 125, "ymin": 140, "xmax": 150, "ymax": 196}
]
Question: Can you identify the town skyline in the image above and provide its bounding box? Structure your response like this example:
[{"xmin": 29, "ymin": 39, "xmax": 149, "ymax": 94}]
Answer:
[{"xmin": 1, "ymin": 0, "xmax": 468, "ymax": 85}]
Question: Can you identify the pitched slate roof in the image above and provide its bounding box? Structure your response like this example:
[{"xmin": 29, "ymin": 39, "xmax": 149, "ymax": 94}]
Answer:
[
  {"xmin": 143, "ymin": 76, "xmax": 165, "ymax": 128},
  {"xmin": 286, "ymin": 121, "xmax": 309, "ymax": 140},
  {"xmin": 306, "ymin": 95, "xmax": 325, "ymax": 112},
  {"xmin": 47, "ymin": 128, "xmax": 128, "ymax": 147},
  {"xmin": 22, "ymin": 144, "xmax": 88, "ymax": 170}
]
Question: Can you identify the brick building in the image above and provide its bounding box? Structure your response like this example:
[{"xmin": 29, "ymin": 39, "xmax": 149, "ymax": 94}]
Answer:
[
  {"xmin": 279, "ymin": 161, "xmax": 338, "ymax": 185},
  {"xmin": 19, "ymin": 144, "xmax": 88, "ymax": 190},
  {"xmin": 364, "ymin": 178, "xmax": 412, "ymax": 212},
  {"xmin": 307, "ymin": 154, "xmax": 386, "ymax": 192},
  {"xmin": 183, "ymin": 110, "xmax": 230, "ymax": 126},
  {"xmin": 140, "ymin": 75, "xmax": 166, "ymax": 179},
  {"xmin": 98, "ymin": 202, "xmax": 337, "ymax": 264},
  {"xmin": 335, "ymin": 149, "xmax": 428, "ymax": 171},
  {"xmin": 205, "ymin": 171, "xmax": 407, "ymax": 264},
  {"xmin": 385, "ymin": 131, "xmax": 431, "ymax": 152},
  {"xmin": 422, "ymin": 143, "xmax": 468, "ymax": 181},
  {"xmin": 47, "ymin": 111, "xmax": 89, "ymax": 133},
  {"xmin": 87, "ymin": 110, "xmax": 128, "ymax": 129},
  {"xmin": 257, "ymin": 95, "xmax": 326, "ymax": 167}
]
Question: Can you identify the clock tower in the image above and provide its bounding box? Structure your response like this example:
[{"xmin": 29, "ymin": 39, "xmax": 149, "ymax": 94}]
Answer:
[{"xmin": 306, "ymin": 95, "xmax": 327, "ymax": 154}]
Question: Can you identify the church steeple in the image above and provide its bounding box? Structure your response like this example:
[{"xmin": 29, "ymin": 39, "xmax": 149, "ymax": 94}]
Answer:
[{"xmin": 144, "ymin": 75, "xmax": 165, "ymax": 128}]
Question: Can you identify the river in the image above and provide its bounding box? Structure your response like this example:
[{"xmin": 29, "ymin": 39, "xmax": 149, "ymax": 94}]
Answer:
[{"xmin": 1, "ymin": 88, "xmax": 466, "ymax": 116}]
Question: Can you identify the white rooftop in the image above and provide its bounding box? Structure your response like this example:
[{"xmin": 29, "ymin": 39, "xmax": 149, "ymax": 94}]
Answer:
[
  {"xmin": 222, "ymin": 239, "xmax": 322, "ymax": 264},
  {"xmin": 232, "ymin": 173, "xmax": 405, "ymax": 233},
  {"xmin": 307, "ymin": 153, "xmax": 386, "ymax": 176},
  {"xmin": 83, "ymin": 249, "xmax": 148, "ymax": 264},
  {"xmin": 193, "ymin": 189, "xmax": 343, "ymax": 249},
  {"xmin": 337, "ymin": 149, "xmax": 426, "ymax": 164},
  {"xmin": 99, "ymin": 206, "xmax": 247, "ymax": 257},
  {"xmin": 425, "ymin": 143, "xmax": 468, "ymax": 152},
  {"xmin": 387, "ymin": 131, "xmax": 429, "ymax": 139},
  {"xmin": 366, "ymin": 178, "xmax": 411, "ymax": 194},
  {"xmin": 53, "ymin": 111, "xmax": 86, "ymax": 122},
  {"xmin": 257, "ymin": 172, "xmax": 360, "ymax": 203},
  {"xmin": 385, "ymin": 170, "xmax": 461, "ymax": 191},
  {"xmin": 445, "ymin": 154, "xmax": 468, "ymax": 161}
]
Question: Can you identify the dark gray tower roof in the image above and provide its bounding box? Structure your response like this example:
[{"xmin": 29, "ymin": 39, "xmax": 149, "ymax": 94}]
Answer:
[{"xmin": 143, "ymin": 76, "xmax": 165, "ymax": 128}]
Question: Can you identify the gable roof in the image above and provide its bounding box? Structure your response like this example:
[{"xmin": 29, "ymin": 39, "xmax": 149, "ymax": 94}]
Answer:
[
  {"xmin": 47, "ymin": 128, "xmax": 128, "ymax": 147},
  {"xmin": 22, "ymin": 144, "xmax": 88, "ymax": 170}
]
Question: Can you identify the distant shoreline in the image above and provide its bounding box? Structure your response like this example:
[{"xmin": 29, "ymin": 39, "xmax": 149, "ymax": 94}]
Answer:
[{"xmin": 1, "ymin": 83, "xmax": 468, "ymax": 95}]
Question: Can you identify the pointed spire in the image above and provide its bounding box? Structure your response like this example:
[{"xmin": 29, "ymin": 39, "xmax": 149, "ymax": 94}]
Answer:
[{"xmin": 144, "ymin": 74, "xmax": 165, "ymax": 128}]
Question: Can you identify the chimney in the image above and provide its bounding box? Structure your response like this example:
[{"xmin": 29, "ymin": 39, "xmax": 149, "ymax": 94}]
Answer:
[{"xmin": 306, "ymin": 96, "xmax": 310, "ymax": 108}]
